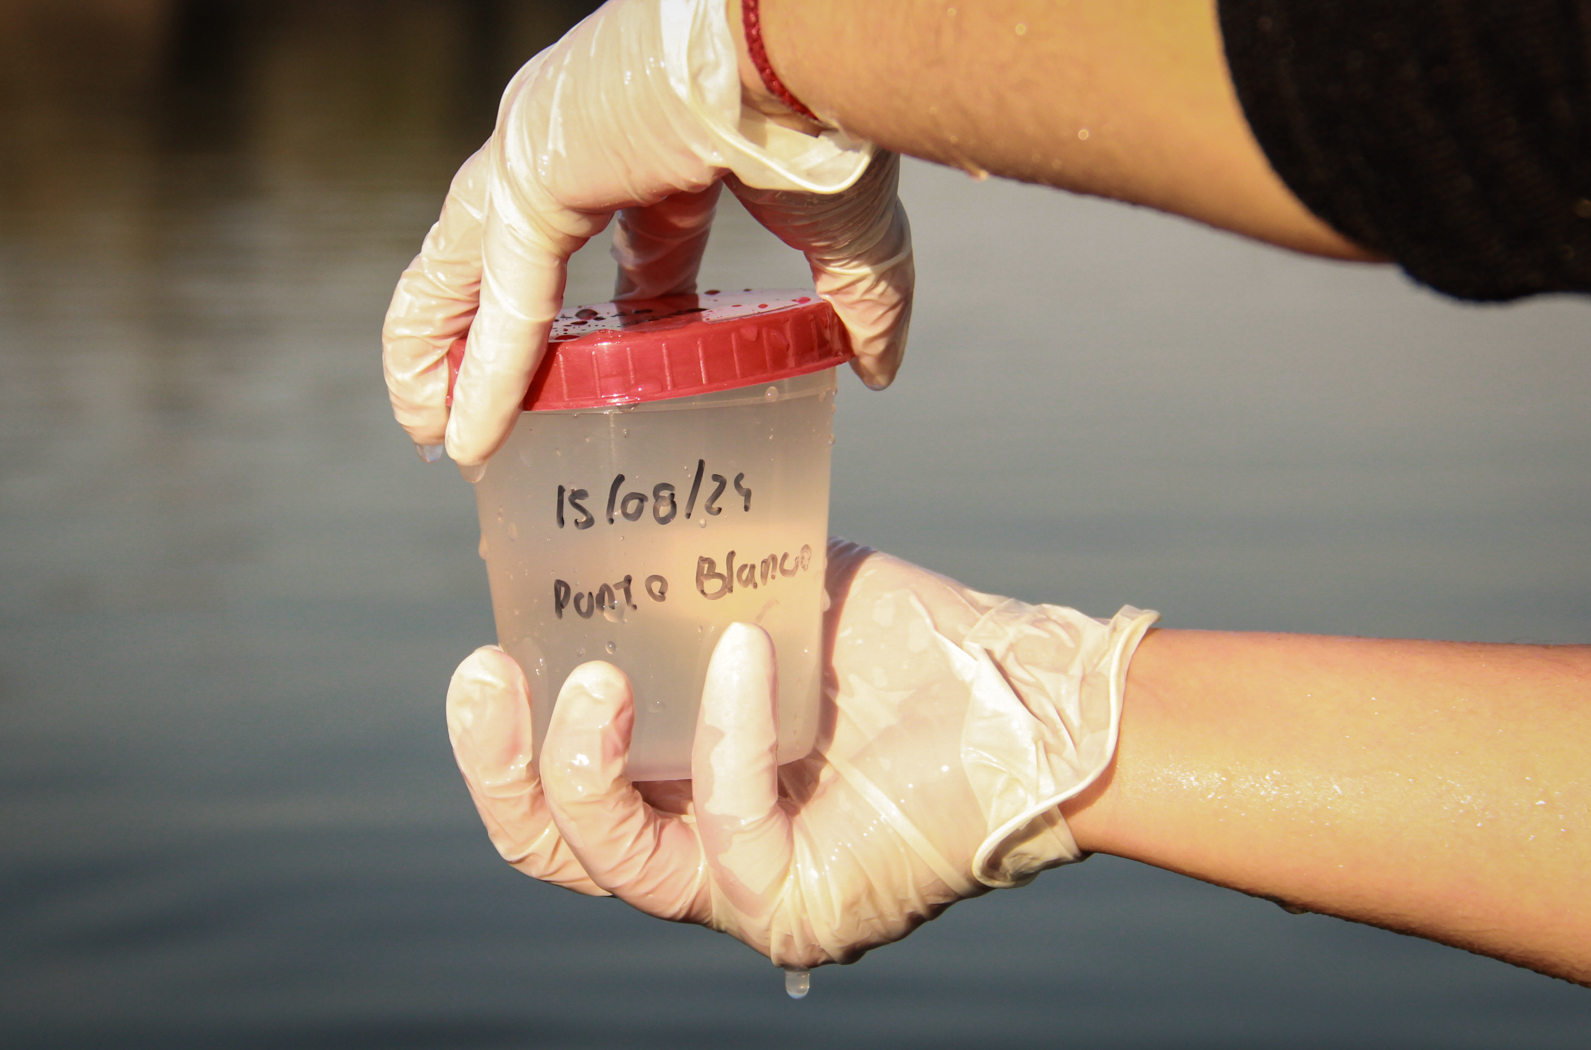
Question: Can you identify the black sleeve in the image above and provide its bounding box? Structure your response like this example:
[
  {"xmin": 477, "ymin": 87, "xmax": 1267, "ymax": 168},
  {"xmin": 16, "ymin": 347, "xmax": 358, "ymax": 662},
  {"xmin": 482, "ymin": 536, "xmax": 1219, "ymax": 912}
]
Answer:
[{"xmin": 1217, "ymin": 0, "xmax": 1591, "ymax": 301}]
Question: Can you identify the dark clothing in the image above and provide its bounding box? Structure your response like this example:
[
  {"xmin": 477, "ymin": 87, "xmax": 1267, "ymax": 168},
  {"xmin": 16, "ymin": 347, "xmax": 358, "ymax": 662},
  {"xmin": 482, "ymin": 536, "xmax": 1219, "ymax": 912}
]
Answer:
[{"xmin": 1218, "ymin": 0, "xmax": 1591, "ymax": 301}]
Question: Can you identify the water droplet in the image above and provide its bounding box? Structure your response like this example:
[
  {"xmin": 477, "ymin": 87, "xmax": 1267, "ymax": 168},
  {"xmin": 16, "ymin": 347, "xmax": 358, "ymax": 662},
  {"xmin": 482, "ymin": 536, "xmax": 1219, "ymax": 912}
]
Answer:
[
  {"xmin": 647, "ymin": 698, "xmax": 666, "ymax": 712},
  {"xmin": 575, "ymin": 647, "xmax": 585, "ymax": 657},
  {"xmin": 575, "ymin": 307, "xmax": 599, "ymax": 319},
  {"xmin": 602, "ymin": 603, "xmax": 623, "ymax": 624},
  {"xmin": 605, "ymin": 641, "xmax": 616, "ymax": 654},
  {"xmin": 507, "ymin": 522, "xmax": 519, "ymax": 541},
  {"xmin": 622, "ymin": 428, "xmax": 629, "ymax": 438},
  {"xmin": 784, "ymin": 970, "xmax": 810, "ymax": 999},
  {"xmin": 495, "ymin": 507, "xmax": 505, "ymax": 523},
  {"xmin": 764, "ymin": 385, "xmax": 779, "ymax": 401},
  {"xmin": 827, "ymin": 435, "xmax": 836, "ymax": 446},
  {"xmin": 698, "ymin": 517, "xmax": 707, "ymax": 528}
]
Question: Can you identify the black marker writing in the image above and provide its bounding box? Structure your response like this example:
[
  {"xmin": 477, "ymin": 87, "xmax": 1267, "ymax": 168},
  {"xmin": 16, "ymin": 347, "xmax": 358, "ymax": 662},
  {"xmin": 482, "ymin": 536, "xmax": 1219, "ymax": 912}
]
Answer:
[
  {"xmin": 695, "ymin": 545, "xmax": 811, "ymax": 599},
  {"xmin": 606, "ymin": 473, "xmax": 625, "ymax": 525},
  {"xmin": 705, "ymin": 474, "xmax": 727, "ymax": 516},
  {"xmin": 568, "ymin": 489, "xmax": 593, "ymax": 530},
  {"xmin": 652, "ymin": 483, "xmax": 677, "ymax": 524},
  {"xmin": 696, "ymin": 551, "xmax": 734, "ymax": 600},
  {"xmin": 556, "ymin": 573, "xmax": 641, "ymax": 619},
  {"xmin": 556, "ymin": 463, "xmax": 753, "ymax": 528},
  {"xmin": 684, "ymin": 459, "xmax": 705, "ymax": 519}
]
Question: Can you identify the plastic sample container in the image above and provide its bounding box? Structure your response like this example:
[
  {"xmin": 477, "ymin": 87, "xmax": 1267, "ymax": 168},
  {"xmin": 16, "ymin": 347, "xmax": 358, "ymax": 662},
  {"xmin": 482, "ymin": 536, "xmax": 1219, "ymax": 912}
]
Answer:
[{"xmin": 453, "ymin": 291, "xmax": 847, "ymax": 781}]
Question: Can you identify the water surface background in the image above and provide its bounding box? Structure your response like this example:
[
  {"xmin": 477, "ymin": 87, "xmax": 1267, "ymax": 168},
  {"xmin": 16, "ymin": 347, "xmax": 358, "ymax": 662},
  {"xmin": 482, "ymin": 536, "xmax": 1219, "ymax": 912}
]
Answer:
[{"xmin": 2, "ymin": 3, "xmax": 1589, "ymax": 1047}]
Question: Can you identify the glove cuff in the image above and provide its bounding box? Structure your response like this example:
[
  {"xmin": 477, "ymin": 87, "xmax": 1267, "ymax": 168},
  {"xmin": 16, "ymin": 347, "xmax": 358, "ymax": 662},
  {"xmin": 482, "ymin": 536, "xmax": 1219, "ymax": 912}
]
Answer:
[
  {"xmin": 660, "ymin": 0, "xmax": 875, "ymax": 192},
  {"xmin": 958, "ymin": 602, "xmax": 1160, "ymax": 889}
]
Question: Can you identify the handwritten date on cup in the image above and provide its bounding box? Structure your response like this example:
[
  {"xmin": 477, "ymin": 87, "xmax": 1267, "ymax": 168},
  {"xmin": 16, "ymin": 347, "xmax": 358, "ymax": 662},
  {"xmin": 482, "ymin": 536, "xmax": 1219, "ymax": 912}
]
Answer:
[
  {"xmin": 553, "ymin": 545, "xmax": 814, "ymax": 620},
  {"xmin": 556, "ymin": 460, "xmax": 751, "ymax": 529}
]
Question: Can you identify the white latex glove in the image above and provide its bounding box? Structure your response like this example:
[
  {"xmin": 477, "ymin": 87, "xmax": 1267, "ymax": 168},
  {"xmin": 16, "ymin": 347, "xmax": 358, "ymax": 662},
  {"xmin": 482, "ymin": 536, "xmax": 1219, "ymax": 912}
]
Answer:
[
  {"xmin": 382, "ymin": 0, "xmax": 915, "ymax": 465},
  {"xmin": 446, "ymin": 541, "xmax": 1158, "ymax": 968}
]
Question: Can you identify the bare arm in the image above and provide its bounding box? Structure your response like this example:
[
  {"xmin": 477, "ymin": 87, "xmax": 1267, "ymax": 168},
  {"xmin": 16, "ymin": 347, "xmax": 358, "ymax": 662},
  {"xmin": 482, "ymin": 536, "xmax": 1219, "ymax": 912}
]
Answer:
[
  {"xmin": 1064, "ymin": 630, "xmax": 1591, "ymax": 985},
  {"xmin": 731, "ymin": 0, "xmax": 1377, "ymax": 260}
]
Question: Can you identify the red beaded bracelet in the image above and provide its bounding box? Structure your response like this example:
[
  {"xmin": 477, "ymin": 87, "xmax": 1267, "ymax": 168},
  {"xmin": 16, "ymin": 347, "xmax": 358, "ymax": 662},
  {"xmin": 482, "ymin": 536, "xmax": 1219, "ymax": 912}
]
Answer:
[{"xmin": 742, "ymin": 0, "xmax": 821, "ymax": 123}]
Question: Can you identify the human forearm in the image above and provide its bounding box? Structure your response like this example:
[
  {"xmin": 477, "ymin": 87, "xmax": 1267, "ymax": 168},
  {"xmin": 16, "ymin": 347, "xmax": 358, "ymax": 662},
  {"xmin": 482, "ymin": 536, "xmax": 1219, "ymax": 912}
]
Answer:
[
  {"xmin": 731, "ymin": 0, "xmax": 1375, "ymax": 259},
  {"xmin": 1065, "ymin": 629, "xmax": 1591, "ymax": 984}
]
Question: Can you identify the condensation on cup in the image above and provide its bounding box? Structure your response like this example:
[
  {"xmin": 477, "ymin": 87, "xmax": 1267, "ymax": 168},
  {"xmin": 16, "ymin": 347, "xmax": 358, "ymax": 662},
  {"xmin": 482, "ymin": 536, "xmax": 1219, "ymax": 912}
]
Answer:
[{"xmin": 452, "ymin": 291, "xmax": 846, "ymax": 781}]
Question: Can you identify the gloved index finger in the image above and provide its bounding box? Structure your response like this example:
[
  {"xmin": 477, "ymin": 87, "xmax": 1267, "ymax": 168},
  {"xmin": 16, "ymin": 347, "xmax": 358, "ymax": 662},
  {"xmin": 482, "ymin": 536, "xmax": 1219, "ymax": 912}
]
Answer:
[
  {"xmin": 445, "ymin": 645, "xmax": 608, "ymax": 896},
  {"xmin": 444, "ymin": 166, "xmax": 605, "ymax": 466},
  {"xmin": 382, "ymin": 147, "xmax": 490, "ymax": 448},
  {"xmin": 539, "ymin": 661, "xmax": 710, "ymax": 922}
]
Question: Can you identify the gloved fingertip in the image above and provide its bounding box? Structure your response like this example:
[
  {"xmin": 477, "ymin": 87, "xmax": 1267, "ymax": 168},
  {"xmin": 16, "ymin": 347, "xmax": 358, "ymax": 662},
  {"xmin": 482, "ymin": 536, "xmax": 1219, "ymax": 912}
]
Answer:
[
  {"xmin": 549, "ymin": 661, "xmax": 634, "ymax": 736},
  {"xmin": 850, "ymin": 357, "xmax": 895, "ymax": 391},
  {"xmin": 446, "ymin": 646, "xmax": 527, "ymax": 760},
  {"xmin": 544, "ymin": 662, "xmax": 635, "ymax": 794},
  {"xmin": 559, "ymin": 659, "xmax": 631, "ymax": 703},
  {"xmin": 443, "ymin": 412, "xmax": 476, "ymax": 467},
  {"xmin": 444, "ymin": 409, "xmax": 498, "ymax": 479},
  {"xmin": 705, "ymin": 623, "xmax": 776, "ymax": 689},
  {"xmin": 416, "ymin": 443, "xmax": 445, "ymax": 463}
]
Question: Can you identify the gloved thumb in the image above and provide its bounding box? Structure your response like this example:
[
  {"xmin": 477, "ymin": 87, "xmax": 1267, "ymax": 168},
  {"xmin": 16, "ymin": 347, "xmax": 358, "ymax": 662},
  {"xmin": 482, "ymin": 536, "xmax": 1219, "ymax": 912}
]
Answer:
[{"xmin": 612, "ymin": 184, "xmax": 724, "ymax": 300}]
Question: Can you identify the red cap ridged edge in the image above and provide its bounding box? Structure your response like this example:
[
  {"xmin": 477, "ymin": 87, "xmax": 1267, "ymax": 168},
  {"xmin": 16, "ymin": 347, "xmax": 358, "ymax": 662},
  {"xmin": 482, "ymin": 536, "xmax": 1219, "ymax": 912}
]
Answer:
[{"xmin": 445, "ymin": 292, "xmax": 851, "ymax": 412}]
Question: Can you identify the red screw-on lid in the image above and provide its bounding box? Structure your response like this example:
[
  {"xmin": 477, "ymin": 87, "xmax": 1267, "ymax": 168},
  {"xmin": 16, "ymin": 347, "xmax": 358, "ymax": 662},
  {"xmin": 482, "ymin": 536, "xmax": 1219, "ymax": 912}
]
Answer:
[{"xmin": 446, "ymin": 290, "xmax": 851, "ymax": 412}]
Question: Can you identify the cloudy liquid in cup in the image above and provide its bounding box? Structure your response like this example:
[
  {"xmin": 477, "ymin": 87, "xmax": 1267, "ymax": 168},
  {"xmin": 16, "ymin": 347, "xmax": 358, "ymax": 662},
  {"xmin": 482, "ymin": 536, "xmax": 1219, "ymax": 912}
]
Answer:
[{"xmin": 473, "ymin": 368, "xmax": 836, "ymax": 781}]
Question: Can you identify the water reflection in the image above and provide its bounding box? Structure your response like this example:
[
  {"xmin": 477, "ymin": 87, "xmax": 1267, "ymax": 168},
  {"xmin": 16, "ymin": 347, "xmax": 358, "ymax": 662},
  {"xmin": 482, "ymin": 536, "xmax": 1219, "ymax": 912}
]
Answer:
[{"xmin": 2, "ymin": 3, "xmax": 1589, "ymax": 1047}]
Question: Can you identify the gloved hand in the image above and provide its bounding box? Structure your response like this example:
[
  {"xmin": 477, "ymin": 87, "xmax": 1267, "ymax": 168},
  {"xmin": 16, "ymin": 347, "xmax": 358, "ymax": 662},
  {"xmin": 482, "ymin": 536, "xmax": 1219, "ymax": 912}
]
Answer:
[
  {"xmin": 382, "ymin": 0, "xmax": 914, "ymax": 465},
  {"xmin": 446, "ymin": 540, "xmax": 1157, "ymax": 968}
]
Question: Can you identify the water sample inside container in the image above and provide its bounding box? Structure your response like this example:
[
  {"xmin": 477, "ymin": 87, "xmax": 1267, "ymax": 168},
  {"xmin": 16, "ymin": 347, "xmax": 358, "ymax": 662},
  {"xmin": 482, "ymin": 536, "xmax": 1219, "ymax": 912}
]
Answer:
[{"xmin": 455, "ymin": 291, "xmax": 847, "ymax": 781}]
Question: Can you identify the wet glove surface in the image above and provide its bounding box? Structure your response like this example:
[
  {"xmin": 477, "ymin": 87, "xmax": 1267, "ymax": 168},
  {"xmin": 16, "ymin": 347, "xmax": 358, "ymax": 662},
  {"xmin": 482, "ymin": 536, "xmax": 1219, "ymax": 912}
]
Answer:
[
  {"xmin": 382, "ymin": 0, "xmax": 914, "ymax": 465},
  {"xmin": 446, "ymin": 541, "xmax": 1156, "ymax": 968}
]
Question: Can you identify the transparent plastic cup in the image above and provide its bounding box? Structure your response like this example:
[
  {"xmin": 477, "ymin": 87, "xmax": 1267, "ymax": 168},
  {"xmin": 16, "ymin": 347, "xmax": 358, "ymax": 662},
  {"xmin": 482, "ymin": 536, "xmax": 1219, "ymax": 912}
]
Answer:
[{"xmin": 453, "ymin": 291, "xmax": 848, "ymax": 781}]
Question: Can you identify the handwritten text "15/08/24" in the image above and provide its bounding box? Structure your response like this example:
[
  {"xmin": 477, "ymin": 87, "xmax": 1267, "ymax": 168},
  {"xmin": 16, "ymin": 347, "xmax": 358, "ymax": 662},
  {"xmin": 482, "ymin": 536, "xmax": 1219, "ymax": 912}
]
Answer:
[{"xmin": 556, "ymin": 460, "xmax": 750, "ymax": 529}]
